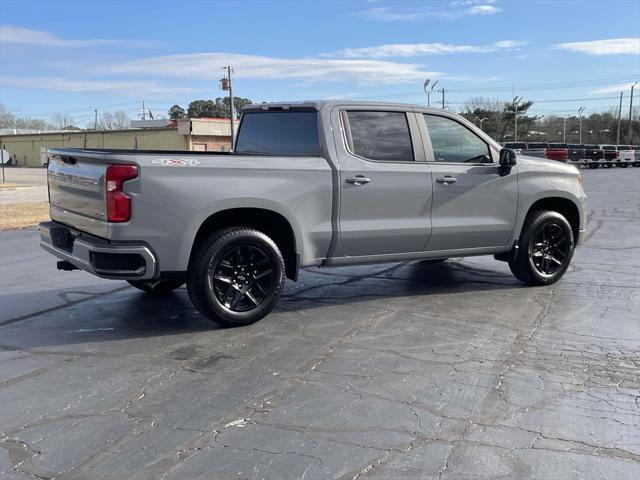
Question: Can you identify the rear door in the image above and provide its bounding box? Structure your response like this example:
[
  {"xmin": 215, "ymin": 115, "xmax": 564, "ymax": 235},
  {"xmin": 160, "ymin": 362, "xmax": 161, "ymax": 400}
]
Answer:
[
  {"xmin": 333, "ymin": 107, "xmax": 432, "ymax": 256},
  {"xmin": 420, "ymin": 113, "xmax": 518, "ymax": 251}
]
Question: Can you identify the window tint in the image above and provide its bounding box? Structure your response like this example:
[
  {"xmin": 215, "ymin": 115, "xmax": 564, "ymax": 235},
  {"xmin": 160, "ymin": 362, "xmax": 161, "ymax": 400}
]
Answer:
[
  {"xmin": 568, "ymin": 144, "xmax": 584, "ymax": 149},
  {"xmin": 527, "ymin": 143, "xmax": 548, "ymax": 149},
  {"xmin": 423, "ymin": 114, "xmax": 491, "ymax": 163},
  {"xmin": 346, "ymin": 111, "xmax": 414, "ymax": 161},
  {"xmin": 602, "ymin": 145, "xmax": 616, "ymax": 151},
  {"xmin": 549, "ymin": 143, "xmax": 567, "ymax": 148},
  {"xmin": 504, "ymin": 142, "xmax": 526, "ymax": 149},
  {"xmin": 235, "ymin": 112, "xmax": 320, "ymax": 156}
]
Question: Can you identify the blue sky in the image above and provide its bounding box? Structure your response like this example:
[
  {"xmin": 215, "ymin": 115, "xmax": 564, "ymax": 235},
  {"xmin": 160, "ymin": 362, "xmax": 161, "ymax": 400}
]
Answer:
[{"xmin": 1, "ymin": 0, "xmax": 639, "ymax": 127}]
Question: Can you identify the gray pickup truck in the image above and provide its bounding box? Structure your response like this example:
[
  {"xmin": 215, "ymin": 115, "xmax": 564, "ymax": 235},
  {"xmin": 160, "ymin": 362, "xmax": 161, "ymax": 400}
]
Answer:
[{"xmin": 40, "ymin": 101, "xmax": 587, "ymax": 326}]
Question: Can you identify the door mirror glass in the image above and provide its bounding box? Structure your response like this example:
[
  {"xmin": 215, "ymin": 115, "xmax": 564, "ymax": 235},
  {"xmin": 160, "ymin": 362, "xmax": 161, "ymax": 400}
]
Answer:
[{"xmin": 499, "ymin": 148, "xmax": 517, "ymax": 176}]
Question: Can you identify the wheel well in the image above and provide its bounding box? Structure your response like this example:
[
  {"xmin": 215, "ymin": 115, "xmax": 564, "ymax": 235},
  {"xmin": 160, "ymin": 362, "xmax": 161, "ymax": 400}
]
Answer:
[
  {"xmin": 191, "ymin": 208, "xmax": 298, "ymax": 280},
  {"xmin": 527, "ymin": 198, "xmax": 581, "ymax": 243}
]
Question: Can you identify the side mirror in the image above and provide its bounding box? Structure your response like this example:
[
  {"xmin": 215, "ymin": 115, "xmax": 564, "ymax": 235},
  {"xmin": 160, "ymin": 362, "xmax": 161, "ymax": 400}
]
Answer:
[{"xmin": 499, "ymin": 148, "xmax": 517, "ymax": 175}]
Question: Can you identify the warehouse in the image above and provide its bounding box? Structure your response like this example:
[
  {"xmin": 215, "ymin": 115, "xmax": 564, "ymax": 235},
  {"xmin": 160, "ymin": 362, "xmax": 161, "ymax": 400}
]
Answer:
[{"xmin": 0, "ymin": 118, "xmax": 233, "ymax": 167}]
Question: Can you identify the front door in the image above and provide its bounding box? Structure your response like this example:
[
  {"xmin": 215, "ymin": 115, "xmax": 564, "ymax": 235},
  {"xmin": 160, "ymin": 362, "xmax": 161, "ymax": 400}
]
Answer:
[
  {"xmin": 334, "ymin": 108, "xmax": 432, "ymax": 257},
  {"xmin": 421, "ymin": 113, "xmax": 518, "ymax": 251}
]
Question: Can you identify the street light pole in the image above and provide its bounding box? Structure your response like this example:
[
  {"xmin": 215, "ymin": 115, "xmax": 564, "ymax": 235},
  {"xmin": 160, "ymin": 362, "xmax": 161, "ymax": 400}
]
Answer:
[
  {"xmin": 616, "ymin": 91, "xmax": 624, "ymax": 146},
  {"xmin": 220, "ymin": 66, "xmax": 235, "ymax": 145},
  {"xmin": 474, "ymin": 117, "xmax": 488, "ymax": 130},
  {"xmin": 513, "ymin": 96, "xmax": 521, "ymax": 142},
  {"xmin": 562, "ymin": 116, "xmax": 566, "ymax": 143},
  {"xmin": 423, "ymin": 79, "xmax": 430, "ymax": 107},
  {"xmin": 628, "ymin": 82, "xmax": 637, "ymax": 144},
  {"xmin": 578, "ymin": 106, "xmax": 585, "ymax": 144}
]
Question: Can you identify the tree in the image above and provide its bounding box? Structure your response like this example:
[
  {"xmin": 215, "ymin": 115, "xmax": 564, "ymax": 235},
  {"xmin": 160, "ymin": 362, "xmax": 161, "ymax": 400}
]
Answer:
[
  {"xmin": 500, "ymin": 99, "xmax": 538, "ymax": 142},
  {"xmin": 51, "ymin": 113, "xmax": 75, "ymax": 130},
  {"xmin": 460, "ymin": 97, "xmax": 505, "ymax": 140},
  {"xmin": 98, "ymin": 111, "xmax": 130, "ymax": 130},
  {"xmin": 186, "ymin": 97, "xmax": 253, "ymax": 119},
  {"xmin": 168, "ymin": 104, "xmax": 186, "ymax": 120},
  {"xmin": 0, "ymin": 102, "xmax": 16, "ymax": 128}
]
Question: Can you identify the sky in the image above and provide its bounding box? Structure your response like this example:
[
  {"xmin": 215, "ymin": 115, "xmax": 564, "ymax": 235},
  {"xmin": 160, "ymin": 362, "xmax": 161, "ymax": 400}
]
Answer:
[{"xmin": 1, "ymin": 0, "xmax": 639, "ymax": 127}]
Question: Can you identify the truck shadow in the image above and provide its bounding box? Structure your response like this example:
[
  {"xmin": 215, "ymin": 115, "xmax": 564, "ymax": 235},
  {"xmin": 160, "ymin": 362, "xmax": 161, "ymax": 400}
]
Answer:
[{"xmin": 0, "ymin": 260, "xmax": 521, "ymax": 351}]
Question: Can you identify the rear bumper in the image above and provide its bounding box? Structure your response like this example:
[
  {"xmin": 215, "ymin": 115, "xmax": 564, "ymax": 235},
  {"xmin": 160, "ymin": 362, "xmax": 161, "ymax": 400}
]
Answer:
[{"xmin": 39, "ymin": 221, "xmax": 157, "ymax": 280}]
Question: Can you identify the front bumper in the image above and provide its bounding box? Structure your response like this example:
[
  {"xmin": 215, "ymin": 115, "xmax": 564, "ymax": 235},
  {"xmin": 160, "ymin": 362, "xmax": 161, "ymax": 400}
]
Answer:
[{"xmin": 39, "ymin": 221, "xmax": 157, "ymax": 280}]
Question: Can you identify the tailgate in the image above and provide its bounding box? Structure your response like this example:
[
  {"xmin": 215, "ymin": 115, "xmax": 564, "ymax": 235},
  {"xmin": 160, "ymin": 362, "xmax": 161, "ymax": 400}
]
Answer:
[{"xmin": 47, "ymin": 150, "xmax": 109, "ymax": 238}]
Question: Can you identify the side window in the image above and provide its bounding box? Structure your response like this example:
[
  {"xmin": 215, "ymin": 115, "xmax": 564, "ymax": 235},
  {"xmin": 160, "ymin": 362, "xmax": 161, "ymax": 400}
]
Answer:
[
  {"xmin": 345, "ymin": 111, "xmax": 414, "ymax": 162},
  {"xmin": 424, "ymin": 114, "xmax": 492, "ymax": 163}
]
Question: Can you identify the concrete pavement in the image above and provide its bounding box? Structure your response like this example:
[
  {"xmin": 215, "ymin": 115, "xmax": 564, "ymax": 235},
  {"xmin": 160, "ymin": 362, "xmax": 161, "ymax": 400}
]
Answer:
[{"xmin": 0, "ymin": 168, "xmax": 638, "ymax": 479}]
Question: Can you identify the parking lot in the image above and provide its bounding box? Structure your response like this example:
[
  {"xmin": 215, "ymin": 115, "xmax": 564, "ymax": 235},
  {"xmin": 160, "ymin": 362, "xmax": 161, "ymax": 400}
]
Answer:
[{"xmin": 0, "ymin": 167, "xmax": 638, "ymax": 479}]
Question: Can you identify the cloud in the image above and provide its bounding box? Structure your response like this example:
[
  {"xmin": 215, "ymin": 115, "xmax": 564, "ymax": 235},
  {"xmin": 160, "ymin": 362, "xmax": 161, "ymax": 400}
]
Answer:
[
  {"xmin": 327, "ymin": 40, "xmax": 526, "ymax": 59},
  {"xmin": 92, "ymin": 53, "xmax": 444, "ymax": 85},
  {"xmin": 590, "ymin": 82, "xmax": 638, "ymax": 94},
  {"xmin": 0, "ymin": 25, "xmax": 150, "ymax": 48},
  {"xmin": 0, "ymin": 76, "xmax": 198, "ymax": 95},
  {"xmin": 357, "ymin": 3, "xmax": 503, "ymax": 22},
  {"xmin": 555, "ymin": 38, "xmax": 640, "ymax": 55}
]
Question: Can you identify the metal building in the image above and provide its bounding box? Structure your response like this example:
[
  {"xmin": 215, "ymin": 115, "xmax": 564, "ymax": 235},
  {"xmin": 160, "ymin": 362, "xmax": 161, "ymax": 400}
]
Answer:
[{"xmin": 0, "ymin": 118, "xmax": 233, "ymax": 167}]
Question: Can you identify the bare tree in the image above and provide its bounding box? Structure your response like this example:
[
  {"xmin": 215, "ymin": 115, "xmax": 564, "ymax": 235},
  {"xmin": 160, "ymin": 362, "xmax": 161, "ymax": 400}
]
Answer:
[
  {"xmin": 0, "ymin": 102, "xmax": 16, "ymax": 129},
  {"xmin": 51, "ymin": 113, "xmax": 75, "ymax": 130},
  {"xmin": 98, "ymin": 111, "xmax": 130, "ymax": 130}
]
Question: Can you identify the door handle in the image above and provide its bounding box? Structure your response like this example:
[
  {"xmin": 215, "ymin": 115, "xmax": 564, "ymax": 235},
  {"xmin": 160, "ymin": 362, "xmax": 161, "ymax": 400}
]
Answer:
[
  {"xmin": 345, "ymin": 175, "xmax": 371, "ymax": 186},
  {"xmin": 435, "ymin": 176, "xmax": 457, "ymax": 184}
]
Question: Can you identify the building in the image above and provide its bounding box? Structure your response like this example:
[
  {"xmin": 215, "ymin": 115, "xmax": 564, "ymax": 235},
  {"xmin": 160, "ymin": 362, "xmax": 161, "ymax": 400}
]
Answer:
[{"xmin": 0, "ymin": 118, "xmax": 234, "ymax": 167}]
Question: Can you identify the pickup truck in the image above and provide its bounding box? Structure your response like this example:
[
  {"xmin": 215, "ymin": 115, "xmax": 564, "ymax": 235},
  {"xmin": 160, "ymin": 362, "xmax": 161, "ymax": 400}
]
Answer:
[
  {"xmin": 546, "ymin": 143, "xmax": 570, "ymax": 163},
  {"xmin": 598, "ymin": 144, "xmax": 617, "ymax": 168},
  {"xmin": 567, "ymin": 144, "xmax": 587, "ymax": 164},
  {"xmin": 616, "ymin": 145, "xmax": 636, "ymax": 167},
  {"xmin": 522, "ymin": 142, "xmax": 548, "ymax": 159},
  {"xmin": 584, "ymin": 144, "xmax": 605, "ymax": 169},
  {"xmin": 40, "ymin": 101, "xmax": 587, "ymax": 327}
]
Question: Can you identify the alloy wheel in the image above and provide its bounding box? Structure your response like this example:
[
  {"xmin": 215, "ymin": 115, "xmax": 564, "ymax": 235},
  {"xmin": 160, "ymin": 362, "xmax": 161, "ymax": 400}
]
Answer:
[{"xmin": 530, "ymin": 222, "xmax": 570, "ymax": 276}]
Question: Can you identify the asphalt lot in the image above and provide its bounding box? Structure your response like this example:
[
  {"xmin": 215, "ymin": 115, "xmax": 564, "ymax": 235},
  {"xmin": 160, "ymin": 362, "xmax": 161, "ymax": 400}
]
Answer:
[{"xmin": 0, "ymin": 168, "xmax": 638, "ymax": 480}]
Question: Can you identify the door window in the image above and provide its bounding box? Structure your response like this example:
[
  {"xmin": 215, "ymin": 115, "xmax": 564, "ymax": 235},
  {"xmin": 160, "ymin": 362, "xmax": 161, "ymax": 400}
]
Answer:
[
  {"xmin": 345, "ymin": 111, "xmax": 414, "ymax": 162},
  {"xmin": 424, "ymin": 114, "xmax": 492, "ymax": 163}
]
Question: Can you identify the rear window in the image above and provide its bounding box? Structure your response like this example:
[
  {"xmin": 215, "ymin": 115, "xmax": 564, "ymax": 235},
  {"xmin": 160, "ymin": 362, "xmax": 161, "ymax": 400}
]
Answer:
[
  {"xmin": 568, "ymin": 144, "xmax": 585, "ymax": 149},
  {"xmin": 504, "ymin": 142, "xmax": 526, "ymax": 149},
  {"xmin": 602, "ymin": 145, "xmax": 616, "ymax": 151},
  {"xmin": 549, "ymin": 143, "xmax": 567, "ymax": 149},
  {"xmin": 586, "ymin": 145, "xmax": 600, "ymax": 149},
  {"xmin": 619, "ymin": 145, "xmax": 632, "ymax": 150},
  {"xmin": 527, "ymin": 143, "xmax": 548, "ymax": 149},
  {"xmin": 235, "ymin": 112, "xmax": 321, "ymax": 156}
]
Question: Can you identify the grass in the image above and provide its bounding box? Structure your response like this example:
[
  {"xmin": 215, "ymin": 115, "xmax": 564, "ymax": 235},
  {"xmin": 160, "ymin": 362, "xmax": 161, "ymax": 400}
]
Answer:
[{"xmin": 0, "ymin": 202, "xmax": 50, "ymax": 230}]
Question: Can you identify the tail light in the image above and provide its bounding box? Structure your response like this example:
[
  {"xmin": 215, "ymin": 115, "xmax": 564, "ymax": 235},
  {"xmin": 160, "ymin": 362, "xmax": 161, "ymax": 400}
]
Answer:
[
  {"xmin": 106, "ymin": 164, "xmax": 138, "ymax": 222},
  {"xmin": 561, "ymin": 148, "xmax": 569, "ymax": 161},
  {"xmin": 616, "ymin": 151, "xmax": 619, "ymax": 158}
]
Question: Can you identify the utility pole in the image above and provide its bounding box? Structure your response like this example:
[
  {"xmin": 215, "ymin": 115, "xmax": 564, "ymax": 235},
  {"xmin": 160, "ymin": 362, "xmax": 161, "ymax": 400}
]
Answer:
[
  {"xmin": 94, "ymin": 109, "xmax": 98, "ymax": 130},
  {"xmin": 628, "ymin": 82, "xmax": 637, "ymax": 144},
  {"xmin": 513, "ymin": 96, "xmax": 522, "ymax": 142},
  {"xmin": 562, "ymin": 116, "xmax": 566, "ymax": 143},
  {"xmin": 616, "ymin": 91, "xmax": 624, "ymax": 146},
  {"xmin": 141, "ymin": 100, "xmax": 147, "ymax": 121},
  {"xmin": 220, "ymin": 66, "xmax": 235, "ymax": 141},
  {"xmin": 439, "ymin": 88, "xmax": 445, "ymax": 109},
  {"xmin": 578, "ymin": 106, "xmax": 585, "ymax": 144}
]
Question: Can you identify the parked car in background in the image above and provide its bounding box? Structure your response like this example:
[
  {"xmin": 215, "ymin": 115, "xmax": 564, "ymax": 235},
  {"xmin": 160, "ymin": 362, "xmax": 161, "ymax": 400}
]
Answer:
[
  {"xmin": 38, "ymin": 101, "xmax": 587, "ymax": 326},
  {"xmin": 503, "ymin": 142, "xmax": 526, "ymax": 154},
  {"xmin": 523, "ymin": 142, "xmax": 548, "ymax": 158},
  {"xmin": 547, "ymin": 143, "xmax": 570, "ymax": 163},
  {"xmin": 567, "ymin": 144, "xmax": 587, "ymax": 163},
  {"xmin": 616, "ymin": 145, "xmax": 635, "ymax": 168},
  {"xmin": 585, "ymin": 144, "xmax": 605, "ymax": 169},
  {"xmin": 598, "ymin": 145, "xmax": 617, "ymax": 169},
  {"xmin": 633, "ymin": 146, "xmax": 640, "ymax": 167}
]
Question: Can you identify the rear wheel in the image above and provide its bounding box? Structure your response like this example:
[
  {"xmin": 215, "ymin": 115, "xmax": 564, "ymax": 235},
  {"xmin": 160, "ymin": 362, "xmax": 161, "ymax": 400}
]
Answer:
[
  {"xmin": 620, "ymin": 163, "xmax": 629, "ymax": 168},
  {"xmin": 508, "ymin": 210, "xmax": 575, "ymax": 286},
  {"xmin": 128, "ymin": 279, "xmax": 185, "ymax": 295},
  {"xmin": 187, "ymin": 228, "xmax": 286, "ymax": 327},
  {"xmin": 633, "ymin": 162, "xmax": 640, "ymax": 167},
  {"xmin": 588, "ymin": 162, "xmax": 598, "ymax": 169},
  {"xmin": 603, "ymin": 162, "xmax": 612, "ymax": 169}
]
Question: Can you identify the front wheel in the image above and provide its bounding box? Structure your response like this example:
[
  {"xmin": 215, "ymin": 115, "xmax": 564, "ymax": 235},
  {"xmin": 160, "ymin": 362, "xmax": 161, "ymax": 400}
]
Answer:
[
  {"xmin": 187, "ymin": 228, "xmax": 286, "ymax": 327},
  {"xmin": 508, "ymin": 210, "xmax": 575, "ymax": 286},
  {"xmin": 620, "ymin": 163, "xmax": 629, "ymax": 168},
  {"xmin": 603, "ymin": 162, "xmax": 612, "ymax": 169},
  {"xmin": 588, "ymin": 162, "xmax": 599, "ymax": 169}
]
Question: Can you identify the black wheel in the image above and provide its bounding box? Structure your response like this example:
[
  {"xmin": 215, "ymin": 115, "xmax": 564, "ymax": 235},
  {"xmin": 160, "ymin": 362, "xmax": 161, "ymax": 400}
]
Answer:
[
  {"xmin": 508, "ymin": 210, "xmax": 575, "ymax": 286},
  {"xmin": 187, "ymin": 228, "xmax": 285, "ymax": 327},
  {"xmin": 603, "ymin": 162, "xmax": 612, "ymax": 169},
  {"xmin": 633, "ymin": 162, "xmax": 640, "ymax": 167},
  {"xmin": 620, "ymin": 163, "xmax": 629, "ymax": 168},
  {"xmin": 128, "ymin": 279, "xmax": 185, "ymax": 294},
  {"xmin": 588, "ymin": 162, "xmax": 598, "ymax": 169}
]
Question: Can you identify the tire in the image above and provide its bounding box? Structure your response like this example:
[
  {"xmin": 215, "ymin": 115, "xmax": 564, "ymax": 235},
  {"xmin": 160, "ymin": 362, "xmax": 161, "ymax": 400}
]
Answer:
[
  {"xmin": 633, "ymin": 162, "xmax": 640, "ymax": 167},
  {"xmin": 603, "ymin": 162, "xmax": 612, "ymax": 169},
  {"xmin": 588, "ymin": 162, "xmax": 598, "ymax": 169},
  {"xmin": 620, "ymin": 163, "xmax": 629, "ymax": 168},
  {"xmin": 187, "ymin": 228, "xmax": 286, "ymax": 327},
  {"xmin": 128, "ymin": 279, "xmax": 185, "ymax": 294},
  {"xmin": 508, "ymin": 210, "xmax": 575, "ymax": 286}
]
